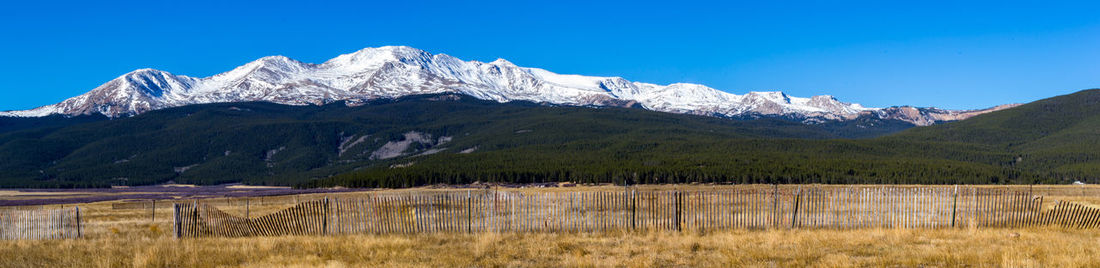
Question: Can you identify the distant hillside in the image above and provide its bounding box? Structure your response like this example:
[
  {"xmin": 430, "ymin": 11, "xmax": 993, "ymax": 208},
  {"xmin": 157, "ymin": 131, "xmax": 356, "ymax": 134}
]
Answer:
[
  {"xmin": 3, "ymin": 90, "xmax": 1096, "ymax": 188},
  {"xmin": 891, "ymin": 88, "xmax": 1100, "ymax": 180},
  {"xmin": 308, "ymin": 89, "xmax": 1100, "ymax": 188},
  {"xmin": 0, "ymin": 114, "xmax": 106, "ymax": 133},
  {"xmin": 0, "ymin": 94, "xmax": 917, "ymax": 188}
]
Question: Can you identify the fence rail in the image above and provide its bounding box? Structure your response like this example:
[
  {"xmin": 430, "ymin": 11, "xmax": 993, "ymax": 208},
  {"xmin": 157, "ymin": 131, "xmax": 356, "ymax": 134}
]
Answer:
[
  {"xmin": 174, "ymin": 186, "xmax": 1100, "ymax": 238},
  {"xmin": 0, "ymin": 206, "xmax": 82, "ymax": 240}
]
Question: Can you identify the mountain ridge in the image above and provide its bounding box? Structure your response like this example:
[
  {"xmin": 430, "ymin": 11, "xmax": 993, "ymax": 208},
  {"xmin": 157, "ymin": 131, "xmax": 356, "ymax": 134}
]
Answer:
[
  {"xmin": 1, "ymin": 46, "xmax": 1013, "ymax": 126},
  {"xmin": 0, "ymin": 89, "xmax": 1095, "ymax": 188}
]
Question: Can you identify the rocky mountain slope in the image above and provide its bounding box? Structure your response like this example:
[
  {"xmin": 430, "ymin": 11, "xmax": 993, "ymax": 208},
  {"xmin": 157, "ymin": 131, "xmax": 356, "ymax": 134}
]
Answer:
[{"xmin": 1, "ymin": 46, "xmax": 1012, "ymax": 125}]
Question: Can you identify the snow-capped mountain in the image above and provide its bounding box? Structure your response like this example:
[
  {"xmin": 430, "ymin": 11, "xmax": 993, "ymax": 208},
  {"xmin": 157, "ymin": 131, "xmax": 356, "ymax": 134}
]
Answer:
[{"xmin": 0, "ymin": 46, "xmax": 1012, "ymax": 125}]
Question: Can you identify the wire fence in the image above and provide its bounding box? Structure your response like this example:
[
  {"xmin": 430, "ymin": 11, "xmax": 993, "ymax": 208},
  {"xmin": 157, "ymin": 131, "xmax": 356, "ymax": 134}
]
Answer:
[{"xmin": 173, "ymin": 185, "xmax": 1100, "ymax": 238}]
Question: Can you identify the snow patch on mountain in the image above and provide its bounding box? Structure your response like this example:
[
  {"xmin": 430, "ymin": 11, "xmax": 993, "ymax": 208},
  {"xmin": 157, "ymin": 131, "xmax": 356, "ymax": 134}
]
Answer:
[
  {"xmin": 369, "ymin": 131, "xmax": 440, "ymax": 160},
  {"xmin": 338, "ymin": 135, "xmax": 371, "ymax": 157}
]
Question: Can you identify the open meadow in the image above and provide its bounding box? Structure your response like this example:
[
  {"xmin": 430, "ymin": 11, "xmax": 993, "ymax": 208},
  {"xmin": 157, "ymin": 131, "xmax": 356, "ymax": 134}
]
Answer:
[{"xmin": 2, "ymin": 184, "xmax": 1099, "ymax": 267}]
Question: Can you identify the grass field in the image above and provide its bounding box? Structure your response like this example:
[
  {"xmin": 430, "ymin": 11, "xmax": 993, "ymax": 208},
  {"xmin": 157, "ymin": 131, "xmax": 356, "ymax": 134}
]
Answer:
[{"xmin": 2, "ymin": 185, "xmax": 1099, "ymax": 267}]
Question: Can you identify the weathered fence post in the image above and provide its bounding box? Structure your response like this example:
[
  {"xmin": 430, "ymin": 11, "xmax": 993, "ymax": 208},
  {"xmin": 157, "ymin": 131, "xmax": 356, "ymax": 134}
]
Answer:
[
  {"xmin": 333, "ymin": 197, "xmax": 339, "ymax": 235},
  {"xmin": 675, "ymin": 190, "xmax": 682, "ymax": 232},
  {"xmin": 191, "ymin": 200, "xmax": 199, "ymax": 237},
  {"xmin": 323, "ymin": 197, "xmax": 330, "ymax": 235},
  {"xmin": 772, "ymin": 184, "xmax": 779, "ymax": 228},
  {"xmin": 466, "ymin": 190, "xmax": 472, "ymax": 233},
  {"xmin": 76, "ymin": 206, "xmax": 82, "ymax": 238},
  {"xmin": 631, "ymin": 187, "xmax": 636, "ymax": 231},
  {"xmin": 513, "ymin": 193, "xmax": 519, "ymax": 232},
  {"xmin": 151, "ymin": 199, "xmax": 156, "ymax": 223},
  {"xmin": 173, "ymin": 203, "xmax": 180, "ymax": 238},
  {"xmin": 792, "ymin": 187, "xmax": 801, "ymax": 228},
  {"xmin": 951, "ymin": 185, "xmax": 958, "ymax": 228},
  {"xmin": 1038, "ymin": 195, "xmax": 1045, "ymax": 226}
]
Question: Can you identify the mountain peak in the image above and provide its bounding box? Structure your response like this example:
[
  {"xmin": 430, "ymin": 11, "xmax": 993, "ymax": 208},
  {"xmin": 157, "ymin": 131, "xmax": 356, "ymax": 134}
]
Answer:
[
  {"xmin": 665, "ymin": 82, "xmax": 708, "ymax": 88},
  {"xmin": 322, "ymin": 46, "xmax": 431, "ymax": 70},
  {"xmin": 118, "ymin": 69, "xmax": 188, "ymax": 96},
  {"xmin": 488, "ymin": 58, "xmax": 517, "ymax": 66},
  {"xmin": 254, "ymin": 55, "xmax": 294, "ymax": 64},
  {"xmin": 376, "ymin": 45, "xmax": 422, "ymax": 52},
  {"xmin": 129, "ymin": 68, "xmax": 164, "ymax": 73},
  {"xmin": 746, "ymin": 90, "xmax": 788, "ymax": 96},
  {"xmin": 122, "ymin": 68, "xmax": 177, "ymax": 79},
  {"xmin": 348, "ymin": 46, "xmax": 427, "ymax": 58},
  {"xmin": 241, "ymin": 55, "xmax": 309, "ymax": 72},
  {"xmin": 745, "ymin": 91, "xmax": 791, "ymax": 103}
]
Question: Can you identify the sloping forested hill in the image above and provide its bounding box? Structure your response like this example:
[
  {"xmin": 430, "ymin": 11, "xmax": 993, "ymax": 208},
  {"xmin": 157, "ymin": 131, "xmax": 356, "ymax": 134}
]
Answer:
[
  {"xmin": 305, "ymin": 89, "xmax": 1100, "ymax": 188},
  {"xmin": 888, "ymin": 88, "xmax": 1100, "ymax": 181},
  {"xmin": 0, "ymin": 114, "xmax": 107, "ymax": 133},
  {"xmin": 1, "ymin": 90, "xmax": 1097, "ymax": 188},
  {"xmin": 0, "ymin": 94, "xmax": 910, "ymax": 188}
]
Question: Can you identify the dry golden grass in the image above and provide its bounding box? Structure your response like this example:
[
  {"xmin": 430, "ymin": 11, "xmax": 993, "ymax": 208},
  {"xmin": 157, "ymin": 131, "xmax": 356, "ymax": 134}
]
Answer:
[
  {"xmin": 3, "ymin": 226, "xmax": 1099, "ymax": 267},
  {"xmin": 2, "ymin": 185, "xmax": 1099, "ymax": 267}
]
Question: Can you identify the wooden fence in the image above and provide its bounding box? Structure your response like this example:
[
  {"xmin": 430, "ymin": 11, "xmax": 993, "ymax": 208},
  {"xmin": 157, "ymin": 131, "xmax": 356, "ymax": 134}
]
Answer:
[
  {"xmin": 0, "ymin": 206, "xmax": 82, "ymax": 240},
  {"xmin": 174, "ymin": 186, "xmax": 1100, "ymax": 238}
]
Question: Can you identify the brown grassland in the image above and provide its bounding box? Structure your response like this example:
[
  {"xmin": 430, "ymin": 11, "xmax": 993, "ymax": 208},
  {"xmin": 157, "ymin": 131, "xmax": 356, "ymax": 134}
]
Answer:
[{"xmin": 2, "ymin": 185, "xmax": 1099, "ymax": 267}]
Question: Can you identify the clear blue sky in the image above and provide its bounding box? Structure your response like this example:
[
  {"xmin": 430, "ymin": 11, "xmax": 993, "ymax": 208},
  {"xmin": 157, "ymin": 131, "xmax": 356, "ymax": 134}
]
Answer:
[{"xmin": 2, "ymin": 0, "xmax": 1098, "ymax": 110}]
